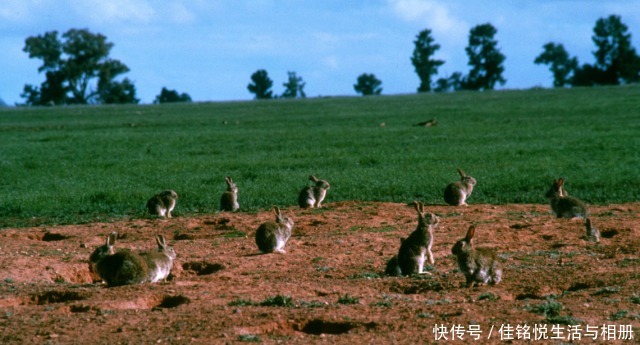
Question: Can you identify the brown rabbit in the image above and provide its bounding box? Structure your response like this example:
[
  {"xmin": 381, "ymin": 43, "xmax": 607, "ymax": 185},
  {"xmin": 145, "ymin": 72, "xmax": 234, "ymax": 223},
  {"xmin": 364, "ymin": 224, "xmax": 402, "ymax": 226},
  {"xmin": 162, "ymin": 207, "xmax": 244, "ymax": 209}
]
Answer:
[
  {"xmin": 219, "ymin": 176, "xmax": 239, "ymax": 212},
  {"xmin": 395, "ymin": 202, "xmax": 439, "ymax": 276},
  {"xmin": 298, "ymin": 175, "xmax": 330, "ymax": 208},
  {"xmin": 139, "ymin": 235, "xmax": 177, "ymax": 283},
  {"xmin": 444, "ymin": 169, "xmax": 476, "ymax": 206},
  {"xmin": 451, "ymin": 226, "xmax": 502, "ymax": 287},
  {"xmin": 545, "ymin": 178, "xmax": 588, "ymax": 218},
  {"xmin": 146, "ymin": 190, "xmax": 178, "ymax": 218},
  {"xmin": 89, "ymin": 232, "xmax": 149, "ymax": 286},
  {"xmin": 255, "ymin": 207, "xmax": 294, "ymax": 254}
]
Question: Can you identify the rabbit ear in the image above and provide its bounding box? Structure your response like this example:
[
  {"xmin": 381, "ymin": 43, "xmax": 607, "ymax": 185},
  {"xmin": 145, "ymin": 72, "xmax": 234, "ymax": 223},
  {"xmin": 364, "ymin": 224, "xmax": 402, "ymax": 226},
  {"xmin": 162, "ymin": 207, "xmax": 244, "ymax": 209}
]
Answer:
[
  {"xmin": 225, "ymin": 176, "xmax": 232, "ymax": 184},
  {"xmin": 457, "ymin": 168, "xmax": 467, "ymax": 177},
  {"xmin": 107, "ymin": 232, "xmax": 118, "ymax": 246},
  {"xmin": 273, "ymin": 206, "xmax": 281, "ymax": 216},
  {"xmin": 413, "ymin": 201, "xmax": 421, "ymax": 213},
  {"xmin": 556, "ymin": 178, "xmax": 564, "ymax": 186},
  {"xmin": 156, "ymin": 235, "xmax": 167, "ymax": 248},
  {"xmin": 309, "ymin": 175, "xmax": 319, "ymax": 182},
  {"xmin": 585, "ymin": 218, "xmax": 592, "ymax": 227},
  {"xmin": 465, "ymin": 226, "xmax": 475, "ymax": 241}
]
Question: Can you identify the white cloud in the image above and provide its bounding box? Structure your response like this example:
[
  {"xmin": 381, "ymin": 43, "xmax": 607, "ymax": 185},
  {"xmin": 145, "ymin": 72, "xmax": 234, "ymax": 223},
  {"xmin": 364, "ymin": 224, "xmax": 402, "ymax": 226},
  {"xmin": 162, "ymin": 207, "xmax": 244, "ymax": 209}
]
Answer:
[
  {"xmin": 70, "ymin": 0, "xmax": 156, "ymax": 25},
  {"xmin": 165, "ymin": 2, "xmax": 196, "ymax": 24},
  {"xmin": 323, "ymin": 56, "xmax": 339, "ymax": 70},
  {"xmin": 387, "ymin": 0, "xmax": 468, "ymax": 42},
  {"xmin": 0, "ymin": 0, "xmax": 44, "ymax": 22}
]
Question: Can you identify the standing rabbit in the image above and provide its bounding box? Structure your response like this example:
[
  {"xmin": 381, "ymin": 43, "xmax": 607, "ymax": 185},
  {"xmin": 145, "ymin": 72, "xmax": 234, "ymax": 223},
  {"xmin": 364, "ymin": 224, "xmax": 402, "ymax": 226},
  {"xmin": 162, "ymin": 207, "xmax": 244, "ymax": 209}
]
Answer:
[
  {"xmin": 444, "ymin": 169, "xmax": 476, "ymax": 206},
  {"xmin": 255, "ymin": 207, "xmax": 294, "ymax": 254},
  {"xmin": 545, "ymin": 178, "xmax": 588, "ymax": 218},
  {"xmin": 146, "ymin": 190, "xmax": 178, "ymax": 218},
  {"xmin": 140, "ymin": 235, "xmax": 177, "ymax": 283},
  {"xmin": 451, "ymin": 226, "xmax": 502, "ymax": 287},
  {"xmin": 395, "ymin": 201, "xmax": 439, "ymax": 276},
  {"xmin": 298, "ymin": 175, "xmax": 330, "ymax": 208},
  {"xmin": 89, "ymin": 232, "xmax": 149, "ymax": 286},
  {"xmin": 219, "ymin": 176, "xmax": 239, "ymax": 211}
]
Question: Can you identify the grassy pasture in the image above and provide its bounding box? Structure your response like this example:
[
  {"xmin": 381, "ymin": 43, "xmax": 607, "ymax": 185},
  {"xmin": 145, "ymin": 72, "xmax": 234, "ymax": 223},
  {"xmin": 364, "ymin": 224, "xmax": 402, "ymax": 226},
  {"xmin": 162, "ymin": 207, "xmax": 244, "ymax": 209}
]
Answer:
[{"xmin": 1, "ymin": 86, "xmax": 639, "ymax": 227}]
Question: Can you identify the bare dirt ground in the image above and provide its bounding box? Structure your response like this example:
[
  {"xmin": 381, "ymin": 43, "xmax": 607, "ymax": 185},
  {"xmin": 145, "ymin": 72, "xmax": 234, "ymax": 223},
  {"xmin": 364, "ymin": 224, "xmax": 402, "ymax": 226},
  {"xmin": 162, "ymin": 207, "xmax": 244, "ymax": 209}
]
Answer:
[{"xmin": 0, "ymin": 202, "xmax": 638, "ymax": 344}]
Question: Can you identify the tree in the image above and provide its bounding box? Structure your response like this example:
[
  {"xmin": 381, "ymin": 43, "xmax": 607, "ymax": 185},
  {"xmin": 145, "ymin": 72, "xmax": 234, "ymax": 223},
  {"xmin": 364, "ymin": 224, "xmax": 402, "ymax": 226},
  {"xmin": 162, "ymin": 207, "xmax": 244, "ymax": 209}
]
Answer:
[
  {"xmin": 154, "ymin": 87, "xmax": 192, "ymax": 103},
  {"xmin": 574, "ymin": 15, "xmax": 640, "ymax": 86},
  {"xmin": 281, "ymin": 71, "xmax": 306, "ymax": 98},
  {"xmin": 534, "ymin": 43, "xmax": 578, "ymax": 87},
  {"xmin": 461, "ymin": 23, "xmax": 506, "ymax": 91},
  {"xmin": 247, "ymin": 69, "xmax": 273, "ymax": 99},
  {"xmin": 354, "ymin": 73, "xmax": 382, "ymax": 96},
  {"xmin": 434, "ymin": 72, "xmax": 463, "ymax": 93},
  {"xmin": 100, "ymin": 78, "xmax": 139, "ymax": 104},
  {"xmin": 21, "ymin": 29, "xmax": 137, "ymax": 105},
  {"xmin": 20, "ymin": 71, "xmax": 66, "ymax": 106},
  {"xmin": 411, "ymin": 29, "xmax": 445, "ymax": 93}
]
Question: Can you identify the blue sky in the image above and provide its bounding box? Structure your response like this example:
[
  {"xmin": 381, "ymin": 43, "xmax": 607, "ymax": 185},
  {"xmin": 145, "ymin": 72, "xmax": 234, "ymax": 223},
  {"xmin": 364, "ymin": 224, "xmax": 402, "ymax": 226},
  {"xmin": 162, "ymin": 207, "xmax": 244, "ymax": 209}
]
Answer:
[{"xmin": 1, "ymin": 0, "xmax": 639, "ymax": 105}]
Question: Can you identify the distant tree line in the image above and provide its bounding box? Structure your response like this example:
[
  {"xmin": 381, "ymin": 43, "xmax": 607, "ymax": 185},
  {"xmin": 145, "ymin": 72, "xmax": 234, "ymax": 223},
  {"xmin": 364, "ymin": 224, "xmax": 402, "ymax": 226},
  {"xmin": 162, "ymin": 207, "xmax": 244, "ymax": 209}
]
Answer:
[
  {"xmin": 247, "ymin": 70, "xmax": 307, "ymax": 99},
  {"xmin": 16, "ymin": 15, "xmax": 640, "ymax": 106},
  {"xmin": 413, "ymin": 15, "xmax": 639, "ymax": 93},
  {"xmin": 250, "ymin": 13, "xmax": 635, "ymax": 99},
  {"xmin": 535, "ymin": 15, "xmax": 640, "ymax": 87},
  {"xmin": 154, "ymin": 87, "xmax": 192, "ymax": 104}
]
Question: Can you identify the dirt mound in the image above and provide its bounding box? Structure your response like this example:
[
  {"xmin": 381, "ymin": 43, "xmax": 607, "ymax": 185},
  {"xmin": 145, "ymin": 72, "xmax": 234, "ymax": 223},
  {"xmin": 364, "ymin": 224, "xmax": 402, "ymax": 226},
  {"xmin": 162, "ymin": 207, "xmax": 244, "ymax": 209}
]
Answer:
[{"xmin": 0, "ymin": 202, "xmax": 638, "ymax": 343}]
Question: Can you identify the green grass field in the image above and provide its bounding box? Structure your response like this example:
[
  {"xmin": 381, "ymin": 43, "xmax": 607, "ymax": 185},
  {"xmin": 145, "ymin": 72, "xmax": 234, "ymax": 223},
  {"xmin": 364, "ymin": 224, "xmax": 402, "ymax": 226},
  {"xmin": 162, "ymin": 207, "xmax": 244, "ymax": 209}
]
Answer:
[{"xmin": 1, "ymin": 85, "xmax": 639, "ymax": 227}]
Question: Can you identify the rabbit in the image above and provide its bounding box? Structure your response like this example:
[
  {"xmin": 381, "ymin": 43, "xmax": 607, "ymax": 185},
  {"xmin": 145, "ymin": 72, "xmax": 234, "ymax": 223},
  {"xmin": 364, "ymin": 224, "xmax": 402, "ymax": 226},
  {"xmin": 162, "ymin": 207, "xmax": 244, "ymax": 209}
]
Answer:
[
  {"xmin": 219, "ymin": 176, "xmax": 239, "ymax": 211},
  {"xmin": 255, "ymin": 206, "xmax": 294, "ymax": 254},
  {"xmin": 139, "ymin": 235, "xmax": 177, "ymax": 283},
  {"xmin": 396, "ymin": 201, "xmax": 439, "ymax": 276},
  {"xmin": 451, "ymin": 226, "xmax": 502, "ymax": 287},
  {"xmin": 414, "ymin": 118, "xmax": 437, "ymax": 127},
  {"xmin": 545, "ymin": 178, "xmax": 588, "ymax": 218},
  {"xmin": 584, "ymin": 218, "xmax": 601, "ymax": 243},
  {"xmin": 444, "ymin": 169, "xmax": 476, "ymax": 206},
  {"xmin": 89, "ymin": 232, "xmax": 149, "ymax": 287},
  {"xmin": 146, "ymin": 190, "xmax": 178, "ymax": 218},
  {"xmin": 298, "ymin": 175, "xmax": 330, "ymax": 208}
]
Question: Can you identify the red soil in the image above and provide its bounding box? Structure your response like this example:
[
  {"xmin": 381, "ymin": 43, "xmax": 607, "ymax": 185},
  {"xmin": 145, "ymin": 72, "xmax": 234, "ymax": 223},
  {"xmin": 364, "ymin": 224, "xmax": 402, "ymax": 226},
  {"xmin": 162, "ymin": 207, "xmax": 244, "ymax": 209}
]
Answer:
[{"xmin": 0, "ymin": 202, "xmax": 638, "ymax": 344}]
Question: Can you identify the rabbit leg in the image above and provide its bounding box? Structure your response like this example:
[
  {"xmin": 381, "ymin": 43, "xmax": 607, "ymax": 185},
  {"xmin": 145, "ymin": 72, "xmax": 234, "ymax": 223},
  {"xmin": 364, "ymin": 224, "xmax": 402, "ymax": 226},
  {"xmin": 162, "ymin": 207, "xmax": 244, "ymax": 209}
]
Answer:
[
  {"xmin": 315, "ymin": 190, "xmax": 326, "ymax": 208},
  {"xmin": 459, "ymin": 192, "xmax": 468, "ymax": 206},
  {"xmin": 465, "ymin": 275, "xmax": 476, "ymax": 288},
  {"xmin": 474, "ymin": 267, "xmax": 491, "ymax": 285},
  {"xmin": 416, "ymin": 253, "xmax": 424, "ymax": 273},
  {"xmin": 275, "ymin": 240, "xmax": 287, "ymax": 254},
  {"xmin": 427, "ymin": 248, "xmax": 435, "ymax": 265},
  {"xmin": 417, "ymin": 251, "xmax": 432, "ymax": 275},
  {"xmin": 490, "ymin": 264, "xmax": 502, "ymax": 285}
]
